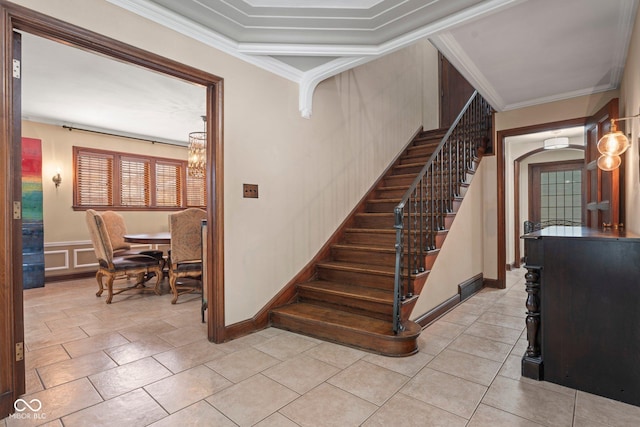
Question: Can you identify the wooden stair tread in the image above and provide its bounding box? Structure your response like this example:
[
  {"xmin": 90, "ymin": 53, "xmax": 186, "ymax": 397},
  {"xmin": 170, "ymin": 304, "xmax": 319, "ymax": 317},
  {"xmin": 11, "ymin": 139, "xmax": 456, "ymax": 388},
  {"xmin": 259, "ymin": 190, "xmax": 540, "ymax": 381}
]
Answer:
[
  {"xmin": 317, "ymin": 260, "xmax": 395, "ymax": 276},
  {"xmin": 271, "ymin": 302, "xmax": 420, "ymax": 337},
  {"xmin": 345, "ymin": 227, "xmax": 396, "ymax": 234},
  {"xmin": 299, "ymin": 280, "xmax": 393, "ymax": 304},
  {"xmin": 318, "ymin": 260, "xmax": 431, "ymax": 278},
  {"xmin": 332, "ymin": 243, "xmax": 395, "ymax": 252}
]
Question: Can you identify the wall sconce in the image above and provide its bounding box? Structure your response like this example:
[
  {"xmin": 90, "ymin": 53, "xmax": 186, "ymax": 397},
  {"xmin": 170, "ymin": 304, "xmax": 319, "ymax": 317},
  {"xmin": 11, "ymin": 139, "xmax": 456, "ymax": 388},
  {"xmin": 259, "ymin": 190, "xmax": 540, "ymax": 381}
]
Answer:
[
  {"xmin": 52, "ymin": 169, "xmax": 62, "ymax": 188},
  {"xmin": 597, "ymin": 113, "xmax": 640, "ymax": 170}
]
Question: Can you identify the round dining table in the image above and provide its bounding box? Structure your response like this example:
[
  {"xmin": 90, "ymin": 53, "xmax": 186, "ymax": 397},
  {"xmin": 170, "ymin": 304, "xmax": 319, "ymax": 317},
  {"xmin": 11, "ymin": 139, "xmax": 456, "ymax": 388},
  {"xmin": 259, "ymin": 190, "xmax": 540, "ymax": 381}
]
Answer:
[{"xmin": 123, "ymin": 231, "xmax": 171, "ymax": 245}]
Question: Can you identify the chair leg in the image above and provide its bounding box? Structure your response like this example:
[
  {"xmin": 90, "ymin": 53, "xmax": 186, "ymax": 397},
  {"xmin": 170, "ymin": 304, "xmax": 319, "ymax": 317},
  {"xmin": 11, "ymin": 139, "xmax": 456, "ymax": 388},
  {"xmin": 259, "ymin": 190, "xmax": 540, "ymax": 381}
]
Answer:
[
  {"xmin": 95, "ymin": 270, "xmax": 105, "ymax": 297},
  {"xmin": 151, "ymin": 267, "xmax": 162, "ymax": 296},
  {"xmin": 105, "ymin": 274, "xmax": 116, "ymax": 304},
  {"xmin": 169, "ymin": 274, "xmax": 179, "ymax": 304}
]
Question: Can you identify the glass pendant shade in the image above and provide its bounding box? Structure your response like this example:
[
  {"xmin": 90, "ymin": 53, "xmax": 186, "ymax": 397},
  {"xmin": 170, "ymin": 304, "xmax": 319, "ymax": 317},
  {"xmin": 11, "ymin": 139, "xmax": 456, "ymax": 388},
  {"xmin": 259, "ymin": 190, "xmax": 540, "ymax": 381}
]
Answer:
[
  {"xmin": 188, "ymin": 131, "xmax": 206, "ymax": 178},
  {"xmin": 597, "ymin": 154, "xmax": 621, "ymax": 171},
  {"xmin": 597, "ymin": 130, "xmax": 629, "ymax": 156}
]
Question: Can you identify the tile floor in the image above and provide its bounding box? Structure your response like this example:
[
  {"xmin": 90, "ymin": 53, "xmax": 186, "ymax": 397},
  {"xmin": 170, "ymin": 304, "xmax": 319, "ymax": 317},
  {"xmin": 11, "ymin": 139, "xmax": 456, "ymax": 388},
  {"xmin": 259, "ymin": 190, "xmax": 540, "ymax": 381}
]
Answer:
[{"xmin": 3, "ymin": 269, "xmax": 640, "ymax": 426}]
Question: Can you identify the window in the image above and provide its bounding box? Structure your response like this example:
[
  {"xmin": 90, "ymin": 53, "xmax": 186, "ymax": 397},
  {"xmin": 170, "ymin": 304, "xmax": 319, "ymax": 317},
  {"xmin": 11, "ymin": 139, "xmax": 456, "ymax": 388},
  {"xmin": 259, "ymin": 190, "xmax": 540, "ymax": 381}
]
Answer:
[
  {"xmin": 530, "ymin": 160, "xmax": 583, "ymax": 224},
  {"xmin": 73, "ymin": 146, "xmax": 205, "ymax": 210}
]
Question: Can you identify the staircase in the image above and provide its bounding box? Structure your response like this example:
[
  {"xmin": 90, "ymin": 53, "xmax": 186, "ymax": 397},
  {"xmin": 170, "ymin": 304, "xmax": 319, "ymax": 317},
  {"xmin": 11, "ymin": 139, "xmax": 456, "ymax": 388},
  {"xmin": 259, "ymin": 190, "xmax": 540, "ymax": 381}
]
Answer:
[{"xmin": 270, "ymin": 92, "xmax": 492, "ymax": 356}]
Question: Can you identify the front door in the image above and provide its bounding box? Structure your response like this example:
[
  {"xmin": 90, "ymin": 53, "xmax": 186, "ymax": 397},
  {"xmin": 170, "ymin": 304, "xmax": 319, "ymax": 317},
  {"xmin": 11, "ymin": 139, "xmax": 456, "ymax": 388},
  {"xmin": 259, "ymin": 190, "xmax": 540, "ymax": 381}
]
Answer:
[{"xmin": 529, "ymin": 160, "xmax": 584, "ymax": 225}]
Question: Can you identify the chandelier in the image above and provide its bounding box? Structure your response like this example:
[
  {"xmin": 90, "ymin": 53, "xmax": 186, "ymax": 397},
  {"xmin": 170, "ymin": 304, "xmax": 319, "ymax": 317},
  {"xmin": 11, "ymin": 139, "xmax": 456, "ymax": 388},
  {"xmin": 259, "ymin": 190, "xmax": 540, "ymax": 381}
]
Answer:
[{"xmin": 188, "ymin": 115, "xmax": 206, "ymax": 178}]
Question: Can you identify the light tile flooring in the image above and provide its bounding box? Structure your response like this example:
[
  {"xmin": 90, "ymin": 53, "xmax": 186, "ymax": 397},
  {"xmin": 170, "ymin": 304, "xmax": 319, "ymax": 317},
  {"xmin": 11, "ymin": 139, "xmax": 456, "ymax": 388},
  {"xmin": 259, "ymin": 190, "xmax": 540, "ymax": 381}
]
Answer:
[{"xmin": 3, "ymin": 269, "xmax": 640, "ymax": 426}]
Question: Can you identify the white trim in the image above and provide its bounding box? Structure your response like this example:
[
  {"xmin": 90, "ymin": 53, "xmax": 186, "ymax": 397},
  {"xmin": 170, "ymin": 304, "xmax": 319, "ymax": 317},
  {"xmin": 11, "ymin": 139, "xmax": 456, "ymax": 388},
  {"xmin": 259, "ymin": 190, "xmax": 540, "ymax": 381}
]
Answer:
[
  {"xmin": 74, "ymin": 247, "xmax": 99, "ymax": 269},
  {"xmin": 44, "ymin": 249, "xmax": 70, "ymax": 271},
  {"xmin": 429, "ymin": 32, "xmax": 506, "ymax": 111},
  {"xmin": 299, "ymin": 56, "xmax": 371, "ymax": 118},
  {"xmin": 610, "ymin": 0, "xmax": 639, "ymax": 87},
  {"xmin": 45, "ymin": 240, "xmax": 92, "ymax": 247},
  {"xmin": 502, "ymin": 84, "xmax": 617, "ymax": 112},
  {"xmin": 107, "ymin": 0, "xmax": 303, "ymax": 83}
]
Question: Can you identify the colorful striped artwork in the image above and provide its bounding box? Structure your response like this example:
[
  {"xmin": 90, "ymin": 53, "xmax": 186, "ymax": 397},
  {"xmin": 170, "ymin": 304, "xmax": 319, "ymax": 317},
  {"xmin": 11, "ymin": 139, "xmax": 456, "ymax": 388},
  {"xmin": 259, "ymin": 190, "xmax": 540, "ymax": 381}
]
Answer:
[{"xmin": 22, "ymin": 137, "xmax": 44, "ymax": 289}]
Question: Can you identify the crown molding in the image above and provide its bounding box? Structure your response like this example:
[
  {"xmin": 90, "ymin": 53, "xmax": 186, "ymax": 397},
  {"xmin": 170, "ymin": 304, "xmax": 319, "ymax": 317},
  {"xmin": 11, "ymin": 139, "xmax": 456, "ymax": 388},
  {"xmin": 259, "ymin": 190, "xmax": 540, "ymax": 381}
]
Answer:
[
  {"xmin": 501, "ymin": 84, "xmax": 618, "ymax": 112},
  {"xmin": 429, "ymin": 32, "xmax": 505, "ymax": 111},
  {"xmin": 108, "ymin": 0, "xmax": 521, "ymax": 117},
  {"xmin": 107, "ymin": 0, "xmax": 303, "ymax": 83}
]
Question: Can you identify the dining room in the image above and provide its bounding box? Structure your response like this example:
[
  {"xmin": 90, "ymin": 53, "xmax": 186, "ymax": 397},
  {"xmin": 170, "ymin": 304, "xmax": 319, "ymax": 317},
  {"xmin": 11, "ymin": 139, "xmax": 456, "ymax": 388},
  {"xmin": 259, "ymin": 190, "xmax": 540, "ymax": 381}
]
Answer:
[{"xmin": 20, "ymin": 28, "xmax": 207, "ymax": 279}]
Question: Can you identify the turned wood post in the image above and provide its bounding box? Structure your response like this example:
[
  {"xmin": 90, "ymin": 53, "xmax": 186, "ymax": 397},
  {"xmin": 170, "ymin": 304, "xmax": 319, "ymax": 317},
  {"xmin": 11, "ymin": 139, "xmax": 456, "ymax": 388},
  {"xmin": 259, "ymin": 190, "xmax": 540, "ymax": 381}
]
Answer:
[
  {"xmin": 522, "ymin": 264, "xmax": 543, "ymax": 380},
  {"xmin": 524, "ymin": 267, "xmax": 541, "ymax": 357}
]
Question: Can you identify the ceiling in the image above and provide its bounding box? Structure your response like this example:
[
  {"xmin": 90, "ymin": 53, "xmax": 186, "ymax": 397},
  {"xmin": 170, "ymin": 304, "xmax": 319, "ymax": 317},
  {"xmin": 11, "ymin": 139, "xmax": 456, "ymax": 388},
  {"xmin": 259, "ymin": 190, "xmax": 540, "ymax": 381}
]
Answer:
[{"xmin": 20, "ymin": 0, "xmax": 639, "ymax": 144}]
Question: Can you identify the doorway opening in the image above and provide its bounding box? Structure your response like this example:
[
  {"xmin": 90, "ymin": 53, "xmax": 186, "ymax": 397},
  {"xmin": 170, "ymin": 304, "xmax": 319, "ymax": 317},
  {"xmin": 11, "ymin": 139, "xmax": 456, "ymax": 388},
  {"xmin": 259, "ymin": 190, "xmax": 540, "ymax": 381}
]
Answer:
[
  {"xmin": 505, "ymin": 125, "xmax": 586, "ymax": 268},
  {"xmin": 1, "ymin": 3, "xmax": 224, "ymax": 413}
]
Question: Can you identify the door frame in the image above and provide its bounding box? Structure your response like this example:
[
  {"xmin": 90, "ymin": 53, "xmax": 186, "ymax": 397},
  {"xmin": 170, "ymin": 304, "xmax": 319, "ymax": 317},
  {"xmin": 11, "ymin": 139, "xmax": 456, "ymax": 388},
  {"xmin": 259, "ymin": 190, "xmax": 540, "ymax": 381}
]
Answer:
[
  {"xmin": 497, "ymin": 117, "xmax": 587, "ymax": 281},
  {"xmin": 0, "ymin": 1, "xmax": 225, "ymax": 415},
  {"xmin": 512, "ymin": 147, "xmax": 585, "ymax": 267}
]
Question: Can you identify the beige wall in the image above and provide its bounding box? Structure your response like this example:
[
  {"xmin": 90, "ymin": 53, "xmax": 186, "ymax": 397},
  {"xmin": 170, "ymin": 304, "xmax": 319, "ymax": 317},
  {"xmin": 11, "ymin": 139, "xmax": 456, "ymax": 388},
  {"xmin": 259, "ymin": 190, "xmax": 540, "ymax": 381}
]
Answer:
[
  {"xmin": 16, "ymin": 0, "xmax": 441, "ymax": 324},
  {"xmin": 620, "ymin": 4, "xmax": 640, "ymax": 234},
  {"xmin": 412, "ymin": 160, "xmax": 485, "ymax": 317}
]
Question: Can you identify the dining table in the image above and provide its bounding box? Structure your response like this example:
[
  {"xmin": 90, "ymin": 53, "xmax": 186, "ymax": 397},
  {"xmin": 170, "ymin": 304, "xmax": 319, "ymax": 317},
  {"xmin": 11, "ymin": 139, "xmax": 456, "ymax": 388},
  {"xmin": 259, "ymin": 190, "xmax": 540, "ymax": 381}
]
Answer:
[{"xmin": 123, "ymin": 231, "xmax": 171, "ymax": 245}]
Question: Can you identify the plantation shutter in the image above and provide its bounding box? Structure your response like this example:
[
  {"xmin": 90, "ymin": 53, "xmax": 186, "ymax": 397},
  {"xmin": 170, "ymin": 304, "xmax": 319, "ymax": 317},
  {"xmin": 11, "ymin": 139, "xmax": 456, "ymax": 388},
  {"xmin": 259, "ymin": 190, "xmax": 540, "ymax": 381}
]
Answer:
[
  {"xmin": 76, "ymin": 150, "xmax": 113, "ymax": 206},
  {"xmin": 156, "ymin": 162, "xmax": 182, "ymax": 207},
  {"xmin": 120, "ymin": 157, "xmax": 150, "ymax": 206},
  {"xmin": 186, "ymin": 173, "xmax": 206, "ymax": 207}
]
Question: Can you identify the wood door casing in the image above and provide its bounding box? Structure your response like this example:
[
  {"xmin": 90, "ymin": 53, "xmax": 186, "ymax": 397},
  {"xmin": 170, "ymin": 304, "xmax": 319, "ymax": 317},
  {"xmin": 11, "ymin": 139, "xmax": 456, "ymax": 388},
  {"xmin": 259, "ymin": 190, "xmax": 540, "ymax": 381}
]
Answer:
[
  {"xmin": 585, "ymin": 99, "xmax": 623, "ymax": 228},
  {"xmin": 1, "ymin": 30, "xmax": 25, "ymax": 419}
]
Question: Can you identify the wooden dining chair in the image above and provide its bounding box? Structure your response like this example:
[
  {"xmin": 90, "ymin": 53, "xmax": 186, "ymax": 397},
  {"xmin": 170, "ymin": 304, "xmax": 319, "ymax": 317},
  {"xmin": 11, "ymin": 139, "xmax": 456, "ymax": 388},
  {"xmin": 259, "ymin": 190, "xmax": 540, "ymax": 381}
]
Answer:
[
  {"xmin": 85, "ymin": 209, "xmax": 163, "ymax": 304},
  {"xmin": 168, "ymin": 208, "xmax": 206, "ymax": 304},
  {"xmin": 101, "ymin": 210, "xmax": 165, "ymax": 270}
]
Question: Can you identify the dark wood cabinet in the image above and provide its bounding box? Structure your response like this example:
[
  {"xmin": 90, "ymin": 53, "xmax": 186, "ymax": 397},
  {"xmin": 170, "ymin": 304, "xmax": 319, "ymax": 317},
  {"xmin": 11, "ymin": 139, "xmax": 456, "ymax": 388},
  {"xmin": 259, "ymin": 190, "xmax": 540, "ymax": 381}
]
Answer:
[{"xmin": 522, "ymin": 226, "xmax": 640, "ymax": 407}]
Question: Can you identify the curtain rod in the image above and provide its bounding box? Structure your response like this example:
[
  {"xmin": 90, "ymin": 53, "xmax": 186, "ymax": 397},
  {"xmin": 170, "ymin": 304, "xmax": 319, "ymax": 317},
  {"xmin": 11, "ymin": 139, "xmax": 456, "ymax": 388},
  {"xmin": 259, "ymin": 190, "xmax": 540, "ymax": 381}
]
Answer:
[{"xmin": 62, "ymin": 125, "xmax": 185, "ymax": 147}]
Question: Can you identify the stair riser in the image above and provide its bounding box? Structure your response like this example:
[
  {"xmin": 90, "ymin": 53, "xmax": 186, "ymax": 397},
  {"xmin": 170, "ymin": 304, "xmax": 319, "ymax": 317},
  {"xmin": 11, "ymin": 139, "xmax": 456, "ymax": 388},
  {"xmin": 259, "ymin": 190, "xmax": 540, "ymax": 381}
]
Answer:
[
  {"xmin": 331, "ymin": 247, "xmax": 418, "ymax": 268},
  {"xmin": 354, "ymin": 215, "xmax": 395, "ymax": 229},
  {"xmin": 413, "ymin": 137, "xmax": 443, "ymax": 147},
  {"xmin": 367, "ymin": 199, "xmax": 458, "ymax": 213},
  {"xmin": 344, "ymin": 232, "xmax": 397, "ymax": 246},
  {"xmin": 317, "ymin": 267, "xmax": 393, "ymax": 291},
  {"xmin": 376, "ymin": 188, "xmax": 409, "ymax": 199},
  {"xmin": 384, "ymin": 175, "xmax": 416, "ymax": 187},
  {"xmin": 344, "ymin": 231, "xmax": 444, "ymax": 248},
  {"xmin": 393, "ymin": 164, "xmax": 424, "ymax": 175},
  {"xmin": 399, "ymin": 154, "xmax": 430, "ymax": 165},
  {"xmin": 384, "ymin": 174, "xmax": 464, "ymax": 188},
  {"xmin": 270, "ymin": 312, "xmax": 419, "ymax": 357},
  {"xmin": 355, "ymin": 215, "xmax": 449, "ymax": 229},
  {"xmin": 298, "ymin": 290, "xmax": 392, "ymax": 321}
]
